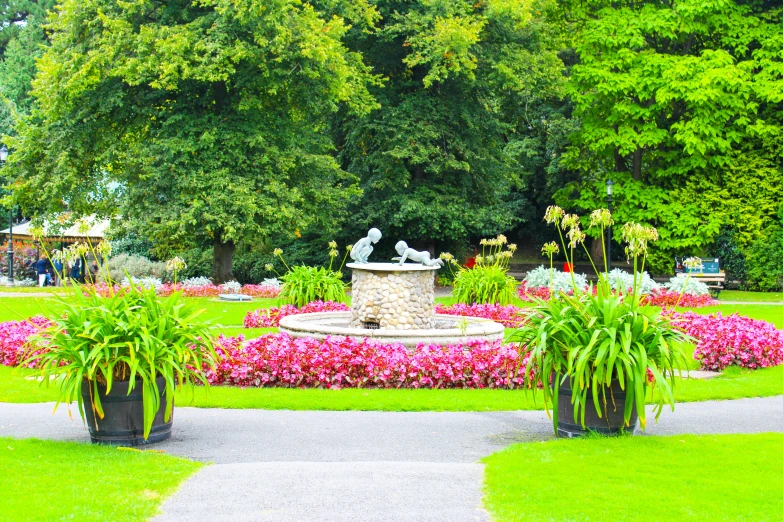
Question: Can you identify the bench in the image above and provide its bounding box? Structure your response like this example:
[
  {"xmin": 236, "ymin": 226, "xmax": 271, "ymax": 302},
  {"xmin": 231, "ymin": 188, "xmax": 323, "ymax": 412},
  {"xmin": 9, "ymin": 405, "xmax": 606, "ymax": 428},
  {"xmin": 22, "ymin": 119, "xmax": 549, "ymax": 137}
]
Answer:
[{"xmin": 674, "ymin": 257, "xmax": 725, "ymax": 298}]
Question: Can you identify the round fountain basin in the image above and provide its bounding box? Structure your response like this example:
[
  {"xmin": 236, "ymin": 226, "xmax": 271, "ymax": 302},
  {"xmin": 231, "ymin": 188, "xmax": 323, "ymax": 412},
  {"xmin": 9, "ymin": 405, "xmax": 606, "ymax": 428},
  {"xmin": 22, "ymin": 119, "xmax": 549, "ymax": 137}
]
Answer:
[{"xmin": 279, "ymin": 311, "xmax": 504, "ymax": 348}]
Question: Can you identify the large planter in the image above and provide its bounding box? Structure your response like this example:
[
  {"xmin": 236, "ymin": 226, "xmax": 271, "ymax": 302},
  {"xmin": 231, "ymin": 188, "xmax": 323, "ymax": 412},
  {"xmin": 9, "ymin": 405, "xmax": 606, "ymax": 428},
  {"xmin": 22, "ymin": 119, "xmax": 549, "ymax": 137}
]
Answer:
[
  {"xmin": 81, "ymin": 375, "xmax": 172, "ymax": 446},
  {"xmin": 555, "ymin": 374, "xmax": 638, "ymax": 438}
]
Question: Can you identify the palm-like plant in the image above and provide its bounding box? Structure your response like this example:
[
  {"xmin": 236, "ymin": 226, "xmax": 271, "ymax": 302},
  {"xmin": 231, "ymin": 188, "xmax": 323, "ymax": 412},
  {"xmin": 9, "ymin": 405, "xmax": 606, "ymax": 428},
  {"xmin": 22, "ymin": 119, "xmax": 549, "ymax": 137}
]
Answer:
[
  {"xmin": 510, "ymin": 206, "xmax": 692, "ymax": 434},
  {"xmin": 25, "ymin": 283, "xmax": 216, "ymax": 439}
]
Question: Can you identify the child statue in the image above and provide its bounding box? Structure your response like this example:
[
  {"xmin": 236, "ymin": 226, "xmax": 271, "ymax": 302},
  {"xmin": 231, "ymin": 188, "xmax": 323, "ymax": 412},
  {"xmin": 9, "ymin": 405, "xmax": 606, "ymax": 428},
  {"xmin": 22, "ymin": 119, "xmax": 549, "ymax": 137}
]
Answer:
[
  {"xmin": 350, "ymin": 228, "xmax": 382, "ymax": 264},
  {"xmin": 392, "ymin": 241, "xmax": 444, "ymax": 267}
]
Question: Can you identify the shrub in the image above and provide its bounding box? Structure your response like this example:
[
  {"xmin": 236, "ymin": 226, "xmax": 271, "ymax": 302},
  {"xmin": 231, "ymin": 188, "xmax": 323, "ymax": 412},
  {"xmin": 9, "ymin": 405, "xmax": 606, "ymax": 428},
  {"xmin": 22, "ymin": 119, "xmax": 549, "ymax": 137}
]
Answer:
[
  {"xmin": 605, "ymin": 268, "xmax": 660, "ymax": 294},
  {"xmin": 522, "ymin": 265, "xmax": 587, "ymax": 294},
  {"xmin": 709, "ymin": 227, "xmax": 747, "ymax": 285},
  {"xmin": 204, "ymin": 334, "xmax": 529, "ymax": 390},
  {"xmin": 450, "ymin": 236, "xmax": 517, "ymax": 305},
  {"xmin": 181, "ymin": 276, "xmax": 213, "ymax": 287},
  {"xmin": 105, "ymin": 253, "xmax": 167, "ymax": 283},
  {"xmin": 745, "ymin": 225, "xmax": 783, "ymax": 291},
  {"xmin": 121, "ymin": 276, "xmax": 163, "ymax": 289},
  {"xmin": 664, "ymin": 276, "xmax": 711, "ymax": 295}
]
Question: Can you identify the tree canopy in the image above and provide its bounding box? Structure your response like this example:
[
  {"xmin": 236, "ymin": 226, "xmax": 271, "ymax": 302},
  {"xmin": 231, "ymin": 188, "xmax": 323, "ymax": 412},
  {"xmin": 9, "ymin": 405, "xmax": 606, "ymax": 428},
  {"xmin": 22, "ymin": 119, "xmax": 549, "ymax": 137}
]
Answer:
[
  {"xmin": 6, "ymin": 0, "xmax": 379, "ymax": 280},
  {"xmin": 2, "ymin": 0, "xmax": 783, "ymax": 281}
]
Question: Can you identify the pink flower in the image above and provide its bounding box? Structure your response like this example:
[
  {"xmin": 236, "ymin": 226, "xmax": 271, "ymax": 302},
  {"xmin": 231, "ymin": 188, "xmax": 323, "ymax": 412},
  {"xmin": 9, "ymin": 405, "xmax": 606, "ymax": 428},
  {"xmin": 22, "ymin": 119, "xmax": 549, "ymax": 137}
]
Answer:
[{"xmin": 244, "ymin": 301, "xmax": 350, "ymax": 328}]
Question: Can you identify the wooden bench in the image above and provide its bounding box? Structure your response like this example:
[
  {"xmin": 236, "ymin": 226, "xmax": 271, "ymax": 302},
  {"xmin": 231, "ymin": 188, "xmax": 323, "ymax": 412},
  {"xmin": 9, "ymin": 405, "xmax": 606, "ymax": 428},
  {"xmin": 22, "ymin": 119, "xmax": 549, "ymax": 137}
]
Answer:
[
  {"xmin": 674, "ymin": 257, "xmax": 725, "ymax": 298},
  {"xmin": 678, "ymin": 272, "xmax": 726, "ymax": 298}
]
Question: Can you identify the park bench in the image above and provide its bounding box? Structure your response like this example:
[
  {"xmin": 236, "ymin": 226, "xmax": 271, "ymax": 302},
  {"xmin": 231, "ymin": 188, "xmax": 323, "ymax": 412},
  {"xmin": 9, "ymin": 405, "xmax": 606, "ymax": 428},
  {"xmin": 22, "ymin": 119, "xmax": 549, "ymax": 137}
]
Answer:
[{"xmin": 674, "ymin": 257, "xmax": 725, "ymax": 298}]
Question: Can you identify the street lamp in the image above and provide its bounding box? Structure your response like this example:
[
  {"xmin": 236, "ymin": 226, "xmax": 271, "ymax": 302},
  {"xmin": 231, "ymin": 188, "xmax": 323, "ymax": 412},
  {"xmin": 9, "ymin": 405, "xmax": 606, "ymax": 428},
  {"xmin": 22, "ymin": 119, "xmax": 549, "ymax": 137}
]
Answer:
[
  {"xmin": 606, "ymin": 179, "xmax": 613, "ymax": 272},
  {"xmin": 0, "ymin": 144, "xmax": 13, "ymax": 287}
]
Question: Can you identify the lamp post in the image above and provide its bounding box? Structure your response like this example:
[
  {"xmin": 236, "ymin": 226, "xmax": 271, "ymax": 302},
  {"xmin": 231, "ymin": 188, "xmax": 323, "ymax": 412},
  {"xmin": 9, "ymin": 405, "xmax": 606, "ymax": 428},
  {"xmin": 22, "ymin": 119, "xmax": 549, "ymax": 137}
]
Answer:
[
  {"xmin": 606, "ymin": 179, "xmax": 613, "ymax": 273},
  {"xmin": 0, "ymin": 144, "xmax": 12, "ymax": 287}
]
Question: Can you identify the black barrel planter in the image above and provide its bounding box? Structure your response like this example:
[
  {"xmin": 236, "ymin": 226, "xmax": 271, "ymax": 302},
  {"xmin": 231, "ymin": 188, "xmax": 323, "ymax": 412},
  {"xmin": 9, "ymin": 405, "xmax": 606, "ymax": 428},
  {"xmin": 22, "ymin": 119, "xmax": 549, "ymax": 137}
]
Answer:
[
  {"xmin": 81, "ymin": 376, "xmax": 172, "ymax": 446},
  {"xmin": 556, "ymin": 375, "xmax": 638, "ymax": 438}
]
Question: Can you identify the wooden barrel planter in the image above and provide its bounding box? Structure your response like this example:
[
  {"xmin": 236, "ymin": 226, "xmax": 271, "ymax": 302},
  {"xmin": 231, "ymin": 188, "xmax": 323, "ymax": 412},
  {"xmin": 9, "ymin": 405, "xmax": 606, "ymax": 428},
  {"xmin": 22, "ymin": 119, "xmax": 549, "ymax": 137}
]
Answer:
[
  {"xmin": 81, "ymin": 376, "xmax": 172, "ymax": 446},
  {"xmin": 556, "ymin": 375, "xmax": 638, "ymax": 438}
]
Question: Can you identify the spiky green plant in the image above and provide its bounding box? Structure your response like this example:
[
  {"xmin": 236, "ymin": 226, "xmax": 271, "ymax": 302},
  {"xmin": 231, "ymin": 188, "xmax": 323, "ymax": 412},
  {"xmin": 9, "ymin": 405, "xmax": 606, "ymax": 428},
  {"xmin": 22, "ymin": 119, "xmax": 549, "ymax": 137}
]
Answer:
[
  {"xmin": 452, "ymin": 265, "xmax": 517, "ymax": 305},
  {"xmin": 510, "ymin": 205, "xmax": 691, "ymax": 434},
  {"xmin": 24, "ymin": 283, "xmax": 216, "ymax": 440},
  {"xmin": 278, "ymin": 265, "xmax": 347, "ymax": 307}
]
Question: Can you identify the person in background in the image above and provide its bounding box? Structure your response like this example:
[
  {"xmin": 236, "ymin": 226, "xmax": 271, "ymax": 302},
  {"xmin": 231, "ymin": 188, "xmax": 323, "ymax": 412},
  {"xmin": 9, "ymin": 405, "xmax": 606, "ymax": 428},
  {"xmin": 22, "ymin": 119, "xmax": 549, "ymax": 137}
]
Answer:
[
  {"xmin": 36, "ymin": 257, "xmax": 52, "ymax": 287},
  {"xmin": 54, "ymin": 259, "xmax": 64, "ymax": 286},
  {"xmin": 70, "ymin": 259, "xmax": 81, "ymax": 283}
]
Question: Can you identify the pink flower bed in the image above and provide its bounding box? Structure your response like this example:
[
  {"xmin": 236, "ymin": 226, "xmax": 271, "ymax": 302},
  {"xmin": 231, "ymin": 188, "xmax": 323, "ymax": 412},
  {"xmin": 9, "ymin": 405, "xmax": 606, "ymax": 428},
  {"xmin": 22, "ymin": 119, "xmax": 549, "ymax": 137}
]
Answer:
[
  {"xmin": 243, "ymin": 300, "xmax": 349, "ymax": 328},
  {"xmin": 667, "ymin": 311, "xmax": 783, "ymax": 371},
  {"xmin": 0, "ymin": 316, "xmax": 51, "ymax": 368},
  {"xmin": 159, "ymin": 284, "xmax": 281, "ymax": 298},
  {"xmin": 92, "ymin": 283, "xmax": 281, "ymax": 298},
  {"xmin": 517, "ymin": 283, "xmax": 553, "ymax": 301},
  {"xmin": 643, "ymin": 289, "xmax": 715, "ymax": 308},
  {"xmin": 517, "ymin": 283, "xmax": 714, "ymax": 308},
  {"xmin": 205, "ymin": 333, "xmax": 530, "ymax": 389},
  {"xmin": 435, "ymin": 303, "xmax": 527, "ymax": 328}
]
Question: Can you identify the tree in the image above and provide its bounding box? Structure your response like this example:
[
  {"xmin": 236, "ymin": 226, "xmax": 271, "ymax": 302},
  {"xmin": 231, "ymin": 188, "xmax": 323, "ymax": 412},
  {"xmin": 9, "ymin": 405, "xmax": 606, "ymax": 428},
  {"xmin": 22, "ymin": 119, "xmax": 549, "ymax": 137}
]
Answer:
[
  {"xmin": 557, "ymin": 0, "xmax": 783, "ymax": 271},
  {"xmin": 0, "ymin": 0, "xmax": 54, "ymax": 57},
  {"xmin": 7, "ymin": 0, "xmax": 379, "ymax": 281},
  {"xmin": 335, "ymin": 0, "xmax": 565, "ymax": 251},
  {"xmin": 0, "ymin": 18, "xmax": 47, "ymax": 115}
]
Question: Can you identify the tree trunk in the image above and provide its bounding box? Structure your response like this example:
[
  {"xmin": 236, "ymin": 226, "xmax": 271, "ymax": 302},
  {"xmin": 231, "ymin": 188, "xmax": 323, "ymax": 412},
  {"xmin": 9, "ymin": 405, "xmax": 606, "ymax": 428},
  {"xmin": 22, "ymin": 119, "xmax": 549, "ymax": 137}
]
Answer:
[
  {"xmin": 590, "ymin": 236, "xmax": 604, "ymax": 269},
  {"xmin": 632, "ymin": 148, "xmax": 642, "ymax": 181},
  {"xmin": 212, "ymin": 233, "xmax": 235, "ymax": 284}
]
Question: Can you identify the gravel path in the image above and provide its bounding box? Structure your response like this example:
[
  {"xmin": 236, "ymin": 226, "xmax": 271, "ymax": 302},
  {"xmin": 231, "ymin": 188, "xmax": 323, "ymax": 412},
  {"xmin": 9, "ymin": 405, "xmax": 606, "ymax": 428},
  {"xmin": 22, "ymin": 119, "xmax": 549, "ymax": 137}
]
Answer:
[{"xmin": 1, "ymin": 396, "xmax": 782, "ymax": 521}]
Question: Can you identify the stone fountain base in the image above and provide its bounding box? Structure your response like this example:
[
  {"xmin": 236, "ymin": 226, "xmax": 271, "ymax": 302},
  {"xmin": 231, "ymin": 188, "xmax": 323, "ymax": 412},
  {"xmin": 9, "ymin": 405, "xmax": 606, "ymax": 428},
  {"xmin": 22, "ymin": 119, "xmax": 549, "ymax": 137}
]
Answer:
[{"xmin": 278, "ymin": 311, "xmax": 504, "ymax": 349}]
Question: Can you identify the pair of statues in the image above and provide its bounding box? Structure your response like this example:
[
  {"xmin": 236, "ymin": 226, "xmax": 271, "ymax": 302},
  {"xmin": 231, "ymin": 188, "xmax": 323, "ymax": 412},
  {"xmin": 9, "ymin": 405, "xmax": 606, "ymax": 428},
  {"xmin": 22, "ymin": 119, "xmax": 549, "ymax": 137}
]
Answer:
[{"xmin": 350, "ymin": 228, "xmax": 443, "ymax": 267}]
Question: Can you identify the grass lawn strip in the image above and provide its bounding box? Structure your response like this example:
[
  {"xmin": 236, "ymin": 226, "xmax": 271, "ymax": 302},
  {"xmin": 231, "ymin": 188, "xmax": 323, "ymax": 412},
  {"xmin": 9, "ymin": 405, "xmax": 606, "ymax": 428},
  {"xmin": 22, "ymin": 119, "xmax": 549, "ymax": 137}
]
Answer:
[
  {"xmin": 482, "ymin": 433, "xmax": 783, "ymax": 522},
  {"xmin": 3, "ymin": 364, "xmax": 782, "ymax": 410},
  {"xmin": 0, "ymin": 437, "xmax": 201, "ymax": 521},
  {"xmin": 719, "ymin": 290, "xmax": 783, "ymax": 303}
]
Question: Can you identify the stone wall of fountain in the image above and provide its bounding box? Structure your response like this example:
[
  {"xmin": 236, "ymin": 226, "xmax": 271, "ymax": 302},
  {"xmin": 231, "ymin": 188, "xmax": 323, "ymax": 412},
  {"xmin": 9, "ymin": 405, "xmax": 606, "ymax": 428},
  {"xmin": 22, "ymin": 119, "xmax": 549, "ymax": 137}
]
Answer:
[{"xmin": 348, "ymin": 263, "xmax": 436, "ymax": 329}]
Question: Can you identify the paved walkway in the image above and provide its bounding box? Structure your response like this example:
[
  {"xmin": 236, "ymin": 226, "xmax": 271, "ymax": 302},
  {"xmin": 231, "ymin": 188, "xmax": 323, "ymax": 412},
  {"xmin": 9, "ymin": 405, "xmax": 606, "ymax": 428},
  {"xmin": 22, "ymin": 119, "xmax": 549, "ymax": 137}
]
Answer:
[{"xmin": 1, "ymin": 397, "xmax": 782, "ymax": 521}]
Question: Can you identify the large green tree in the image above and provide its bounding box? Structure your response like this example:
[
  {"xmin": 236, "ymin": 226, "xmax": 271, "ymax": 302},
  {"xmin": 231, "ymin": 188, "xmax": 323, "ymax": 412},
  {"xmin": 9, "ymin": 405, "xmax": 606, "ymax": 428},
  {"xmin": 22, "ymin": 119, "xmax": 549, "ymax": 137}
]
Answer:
[
  {"xmin": 7, "ymin": 0, "xmax": 378, "ymax": 281},
  {"xmin": 558, "ymin": 0, "xmax": 783, "ymax": 270},
  {"xmin": 335, "ymin": 0, "xmax": 565, "ymax": 251}
]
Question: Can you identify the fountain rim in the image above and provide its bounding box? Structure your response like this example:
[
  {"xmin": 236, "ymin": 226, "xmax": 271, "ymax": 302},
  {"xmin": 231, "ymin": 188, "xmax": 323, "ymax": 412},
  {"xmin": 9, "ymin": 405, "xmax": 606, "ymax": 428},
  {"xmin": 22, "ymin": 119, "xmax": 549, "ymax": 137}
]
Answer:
[
  {"xmin": 278, "ymin": 311, "xmax": 505, "ymax": 348},
  {"xmin": 346, "ymin": 262, "xmax": 441, "ymax": 272}
]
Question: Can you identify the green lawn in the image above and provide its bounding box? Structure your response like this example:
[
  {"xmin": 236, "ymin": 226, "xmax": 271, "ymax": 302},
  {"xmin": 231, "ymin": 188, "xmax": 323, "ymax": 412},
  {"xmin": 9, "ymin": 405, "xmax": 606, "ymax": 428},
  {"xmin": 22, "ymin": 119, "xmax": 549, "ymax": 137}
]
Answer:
[
  {"xmin": 719, "ymin": 290, "xmax": 783, "ymax": 302},
  {"xmin": 4, "ymin": 364, "xmax": 781, "ymax": 411},
  {"xmin": 692, "ymin": 303, "xmax": 783, "ymax": 328},
  {"xmin": 0, "ymin": 437, "xmax": 201, "ymax": 521},
  {"xmin": 482, "ymin": 433, "xmax": 783, "ymax": 522}
]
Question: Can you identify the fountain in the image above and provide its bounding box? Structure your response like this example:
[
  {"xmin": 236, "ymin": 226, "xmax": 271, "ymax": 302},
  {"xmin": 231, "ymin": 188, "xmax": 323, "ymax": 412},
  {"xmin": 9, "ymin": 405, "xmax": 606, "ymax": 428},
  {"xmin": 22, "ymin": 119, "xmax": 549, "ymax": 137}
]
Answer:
[{"xmin": 278, "ymin": 230, "xmax": 505, "ymax": 348}]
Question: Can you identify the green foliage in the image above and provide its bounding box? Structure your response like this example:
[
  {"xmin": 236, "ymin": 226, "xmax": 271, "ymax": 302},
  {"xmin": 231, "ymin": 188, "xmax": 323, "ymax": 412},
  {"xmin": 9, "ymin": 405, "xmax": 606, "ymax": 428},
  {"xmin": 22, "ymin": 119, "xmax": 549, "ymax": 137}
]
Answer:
[
  {"xmin": 104, "ymin": 253, "xmax": 167, "ymax": 283},
  {"xmin": 450, "ymin": 236, "xmax": 518, "ymax": 304},
  {"xmin": 7, "ymin": 0, "xmax": 380, "ymax": 280},
  {"xmin": 745, "ymin": 225, "xmax": 783, "ymax": 291},
  {"xmin": 24, "ymin": 285, "xmax": 217, "ymax": 439},
  {"xmin": 0, "ymin": 19, "xmax": 46, "ymax": 115},
  {"xmin": 452, "ymin": 265, "xmax": 518, "ymax": 305},
  {"xmin": 336, "ymin": 0, "xmax": 565, "ymax": 246},
  {"xmin": 559, "ymin": 0, "xmax": 783, "ymax": 272},
  {"xmin": 709, "ymin": 227, "xmax": 747, "ymax": 285},
  {"xmin": 512, "ymin": 205, "xmax": 691, "ymax": 432},
  {"xmin": 279, "ymin": 265, "xmax": 347, "ymax": 308},
  {"xmin": 513, "ymin": 291, "xmax": 690, "ymax": 431}
]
